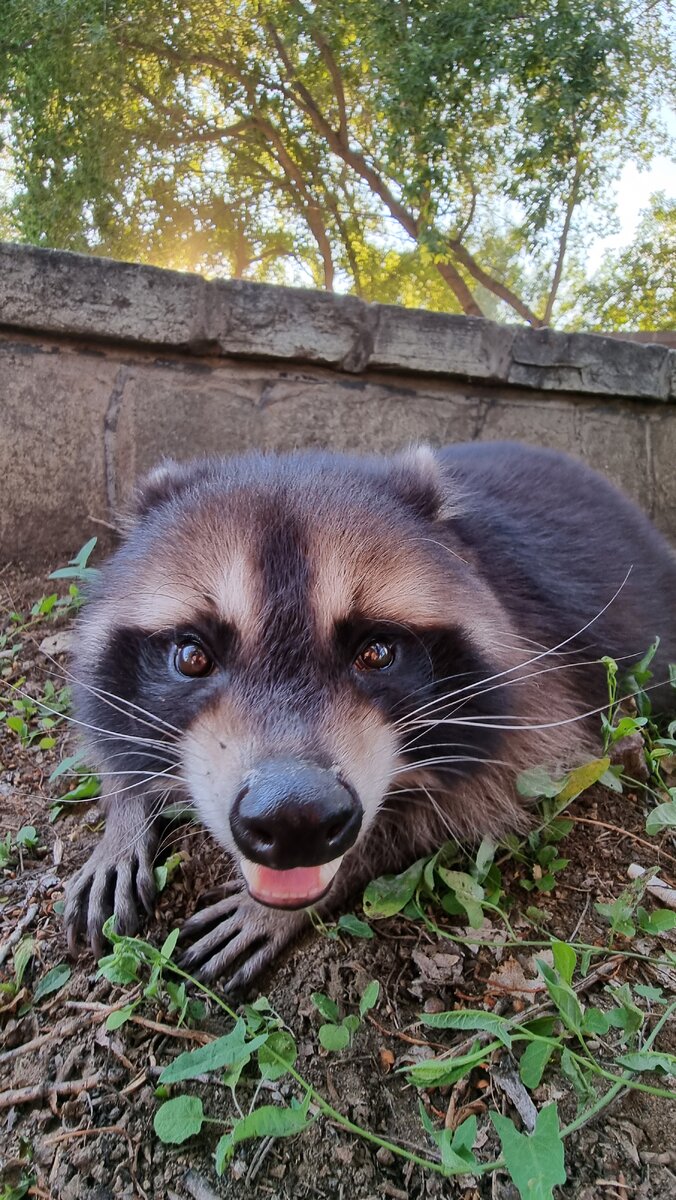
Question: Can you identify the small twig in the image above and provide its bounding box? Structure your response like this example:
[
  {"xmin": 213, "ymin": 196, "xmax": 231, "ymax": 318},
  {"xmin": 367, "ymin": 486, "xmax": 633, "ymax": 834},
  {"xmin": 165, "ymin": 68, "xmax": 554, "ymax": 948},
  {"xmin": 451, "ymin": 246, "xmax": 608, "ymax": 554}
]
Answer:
[
  {"xmin": 0, "ymin": 903, "xmax": 39, "ymax": 964},
  {"xmin": 380, "ymin": 1183, "xmax": 409, "ymax": 1200},
  {"xmin": 0, "ymin": 1073, "xmax": 102, "ymax": 1109},
  {"xmin": 86, "ymin": 513, "xmax": 121, "ymax": 533},
  {"xmin": 570, "ymin": 892, "xmax": 591, "ymax": 943},
  {"xmin": 128, "ymin": 1015, "xmax": 212, "ymax": 1042},
  {"xmin": 120, "ymin": 1070, "xmax": 148, "ymax": 1096},
  {"xmin": 367, "ymin": 1012, "xmax": 446, "ymax": 1050},
  {"xmin": 44, "ymin": 1123, "xmax": 129, "ymax": 1147},
  {"xmin": 444, "ymin": 1075, "xmax": 469, "ymax": 1130},
  {"xmin": 245, "ymin": 1135, "xmax": 275, "ymax": 1185},
  {"xmin": 64, "ymin": 996, "xmax": 141, "ymax": 1013},
  {"xmin": 65, "ymin": 998, "xmax": 212, "ymax": 1040},
  {"xmin": 571, "ymin": 816, "xmax": 676, "ymax": 871},
  {"xmin": 0, "ymin": 1012, "xmax": 103, "ymax": 1066}
]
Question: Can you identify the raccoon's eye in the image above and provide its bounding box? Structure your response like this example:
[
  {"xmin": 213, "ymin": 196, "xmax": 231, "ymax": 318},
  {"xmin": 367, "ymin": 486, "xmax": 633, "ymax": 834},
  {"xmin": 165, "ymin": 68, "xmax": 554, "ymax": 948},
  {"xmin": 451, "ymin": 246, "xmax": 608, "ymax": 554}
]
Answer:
[
  {"xmin": 354, "ymin": 641, "xmax": 395, "ymax": 671},
  {"xmin": 174, "ymin": 640, "xmax": 213, "ymax": 678}
]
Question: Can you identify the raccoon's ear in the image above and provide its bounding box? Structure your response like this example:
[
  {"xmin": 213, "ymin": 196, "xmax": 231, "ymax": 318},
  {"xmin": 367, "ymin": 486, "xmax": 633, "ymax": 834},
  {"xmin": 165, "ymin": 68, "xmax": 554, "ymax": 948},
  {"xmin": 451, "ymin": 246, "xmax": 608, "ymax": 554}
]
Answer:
[
  {"xmin": 132, "ymin": 459, "xmax": 202, "ymax": 518},
  {"xmin": 388, "ymin": 445, "xmax": 453, "ymax": 521}
]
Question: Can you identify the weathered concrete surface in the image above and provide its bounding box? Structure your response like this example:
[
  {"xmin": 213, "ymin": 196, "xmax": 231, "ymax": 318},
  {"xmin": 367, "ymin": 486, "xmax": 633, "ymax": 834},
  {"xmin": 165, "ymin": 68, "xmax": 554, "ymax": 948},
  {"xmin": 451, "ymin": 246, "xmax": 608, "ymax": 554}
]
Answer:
[
  {"xmin": 0, "ymin": 241, "xmax": 674, "ymax": 568},
  {"xmin": 0, "ymin": 340, "xmax": 116, "ymax": 564},
  {"xmin": 2, "ymin": 241, "xmax": 675, "ymax": 398}
]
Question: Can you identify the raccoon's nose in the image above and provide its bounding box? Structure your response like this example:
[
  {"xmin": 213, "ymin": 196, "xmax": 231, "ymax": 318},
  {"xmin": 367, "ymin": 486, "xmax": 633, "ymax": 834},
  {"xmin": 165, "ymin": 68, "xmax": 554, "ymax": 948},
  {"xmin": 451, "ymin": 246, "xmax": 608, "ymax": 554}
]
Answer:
[{"xmin": 230, "ymin": 759, "xmax": 363, "ymax": 870}]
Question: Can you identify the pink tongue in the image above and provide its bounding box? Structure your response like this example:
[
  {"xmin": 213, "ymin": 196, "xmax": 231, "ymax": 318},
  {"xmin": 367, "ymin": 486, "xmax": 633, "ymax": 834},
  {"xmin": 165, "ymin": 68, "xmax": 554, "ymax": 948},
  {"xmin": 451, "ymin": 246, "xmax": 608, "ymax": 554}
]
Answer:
[{"xmin": 241, "ymin": 858, "xmax": 342, "ymax": 907}]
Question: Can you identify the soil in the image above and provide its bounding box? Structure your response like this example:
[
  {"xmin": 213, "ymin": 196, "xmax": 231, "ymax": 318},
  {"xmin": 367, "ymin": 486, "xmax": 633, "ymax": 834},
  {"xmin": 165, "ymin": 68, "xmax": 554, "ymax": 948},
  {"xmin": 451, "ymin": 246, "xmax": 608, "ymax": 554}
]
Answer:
[{"xmin": 1, "ymin": 568, "xmax": 676, "ymax": 1200}]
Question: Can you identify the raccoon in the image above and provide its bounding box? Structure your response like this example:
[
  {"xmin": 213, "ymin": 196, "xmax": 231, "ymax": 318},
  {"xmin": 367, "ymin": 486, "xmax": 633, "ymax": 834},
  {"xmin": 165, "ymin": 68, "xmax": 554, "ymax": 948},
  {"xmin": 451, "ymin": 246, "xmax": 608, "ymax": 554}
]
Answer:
[{"xmin": 64, "ymin": 441, "xmax": 676, "ymax": 989}]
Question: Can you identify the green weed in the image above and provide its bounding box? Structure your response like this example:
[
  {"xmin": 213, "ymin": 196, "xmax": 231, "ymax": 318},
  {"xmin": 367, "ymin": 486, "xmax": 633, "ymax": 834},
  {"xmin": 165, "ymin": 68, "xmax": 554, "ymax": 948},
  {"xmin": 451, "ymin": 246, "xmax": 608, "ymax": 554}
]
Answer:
[
  {"xmin": 6, "ymin": 555, "xmax": 676, "ymax": 1200},
  {"xmin": 311, "ymin": 979, "xmax": 379, "ymax": 1050},
  {"xmin": 95, "ymin": 913, "xmax": 676, "ymax": 1199},
  {"xmin": 0, "ymin": 825, "xmax": 40, "ymax": 870}
]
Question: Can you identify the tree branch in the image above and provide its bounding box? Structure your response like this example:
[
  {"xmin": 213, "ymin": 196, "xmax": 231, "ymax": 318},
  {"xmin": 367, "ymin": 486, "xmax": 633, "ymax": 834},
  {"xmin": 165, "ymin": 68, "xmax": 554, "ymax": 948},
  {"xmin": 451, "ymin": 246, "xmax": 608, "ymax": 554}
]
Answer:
[
  {"xmin": 447, "ymin": 236, "xmax": 543, "ymax": 326},
  {"xmin": 319, "ymin": 187, "xmax": 364, "ymax": 297},
  {"xmin": 125, "ymin": 40, "xmax": 335, "ymax": 290},
  {"xmin": 309, "ymin": 29, "xmax": 349, "ymax": 146},
  {"xmin": 267, "ymin": 24, "xmax": 483, "ymax": 317},
  {"xmin": 253, "ymin": 115, "xmax": 335, "ymax": 290},
  {"xmin": 128, "ymin": 79, "xmax": 256, "ymax": 145},
  {"xmin": 124, "ymin": 24, "xmax": 541, "ymax": 324},
  {"xmin": 542, "ymin": 157, "xmax": 583, "ymax": 325}
]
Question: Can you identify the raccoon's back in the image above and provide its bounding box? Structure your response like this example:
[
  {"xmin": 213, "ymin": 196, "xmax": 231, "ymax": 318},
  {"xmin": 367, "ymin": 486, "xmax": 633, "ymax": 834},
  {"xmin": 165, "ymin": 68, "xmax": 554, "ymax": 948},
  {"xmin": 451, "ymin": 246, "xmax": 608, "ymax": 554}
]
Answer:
[{"xmin": 440, "ymin": 441, "xmax": 676, "ymax": 700}]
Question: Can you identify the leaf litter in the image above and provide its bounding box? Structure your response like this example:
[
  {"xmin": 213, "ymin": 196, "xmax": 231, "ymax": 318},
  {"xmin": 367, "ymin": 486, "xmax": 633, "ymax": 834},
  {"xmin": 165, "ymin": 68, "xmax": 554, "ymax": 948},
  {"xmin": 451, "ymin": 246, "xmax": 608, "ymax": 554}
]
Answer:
[{"xmin": 2, "ymin": 568, "xmax": 676, "ymax": 1198}]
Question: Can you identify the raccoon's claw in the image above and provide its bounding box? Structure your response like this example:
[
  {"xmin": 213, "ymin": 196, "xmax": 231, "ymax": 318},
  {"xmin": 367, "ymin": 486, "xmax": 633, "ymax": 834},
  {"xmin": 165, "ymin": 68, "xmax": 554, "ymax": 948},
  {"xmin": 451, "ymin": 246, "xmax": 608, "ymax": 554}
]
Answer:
[
  {"xmin": 179, "ymin": 887, "xmax": 308, "ymax": 992},
  {"xmin": 64, "ymin": 840, "xmax": 156, "ymax": 960}
]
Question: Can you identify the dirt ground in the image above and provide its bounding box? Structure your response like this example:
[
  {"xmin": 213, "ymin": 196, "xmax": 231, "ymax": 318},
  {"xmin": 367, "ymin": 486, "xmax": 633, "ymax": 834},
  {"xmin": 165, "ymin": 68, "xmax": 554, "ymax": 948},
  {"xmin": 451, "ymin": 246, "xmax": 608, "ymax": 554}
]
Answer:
[{"xmin": 1, "ymin": 569, "xmax": 676, "ymax": 1200}]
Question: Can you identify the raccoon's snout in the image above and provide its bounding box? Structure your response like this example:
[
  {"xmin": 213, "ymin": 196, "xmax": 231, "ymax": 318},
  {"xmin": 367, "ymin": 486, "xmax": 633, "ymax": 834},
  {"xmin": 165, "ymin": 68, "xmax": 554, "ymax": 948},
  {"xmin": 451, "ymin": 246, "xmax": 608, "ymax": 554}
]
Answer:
[{"xmin": 231, "ymin": 759, "xmax": 363, "ymax": 871}]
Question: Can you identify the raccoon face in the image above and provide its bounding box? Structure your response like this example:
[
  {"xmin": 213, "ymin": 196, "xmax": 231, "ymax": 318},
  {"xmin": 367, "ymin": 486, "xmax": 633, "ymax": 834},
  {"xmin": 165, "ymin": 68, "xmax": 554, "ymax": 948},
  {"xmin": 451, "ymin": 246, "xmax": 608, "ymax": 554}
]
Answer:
[{"xmin": 74, "ymin": 451, "xmax": 507, "ymax": 909}]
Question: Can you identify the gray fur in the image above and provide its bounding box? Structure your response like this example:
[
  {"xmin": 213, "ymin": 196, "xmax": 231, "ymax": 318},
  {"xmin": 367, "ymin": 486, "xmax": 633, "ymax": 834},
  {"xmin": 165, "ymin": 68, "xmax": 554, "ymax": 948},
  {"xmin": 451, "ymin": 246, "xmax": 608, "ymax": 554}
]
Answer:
[{"xmin": 63, "ymin": 441, "xmax": 676, "ymax": 989}]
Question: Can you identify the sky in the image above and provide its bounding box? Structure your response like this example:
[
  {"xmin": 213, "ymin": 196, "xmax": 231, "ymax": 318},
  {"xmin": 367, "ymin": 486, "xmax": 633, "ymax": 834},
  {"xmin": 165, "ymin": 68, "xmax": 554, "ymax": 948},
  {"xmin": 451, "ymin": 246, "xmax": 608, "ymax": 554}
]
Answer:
[{"xmin": 587, "ymin": 107, "xmax": 676, "ymax": 271}]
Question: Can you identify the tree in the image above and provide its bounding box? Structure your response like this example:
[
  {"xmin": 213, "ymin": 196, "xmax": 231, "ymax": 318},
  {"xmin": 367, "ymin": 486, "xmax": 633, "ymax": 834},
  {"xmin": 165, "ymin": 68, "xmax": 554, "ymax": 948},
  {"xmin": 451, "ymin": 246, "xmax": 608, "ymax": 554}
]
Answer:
[
  {"xmin": 566, "ymin": 194, "xmax": 676, "ymax": 331},
  {"xmin": 0, "ymin": 0, "xmax": 673, "ymax": 325}
]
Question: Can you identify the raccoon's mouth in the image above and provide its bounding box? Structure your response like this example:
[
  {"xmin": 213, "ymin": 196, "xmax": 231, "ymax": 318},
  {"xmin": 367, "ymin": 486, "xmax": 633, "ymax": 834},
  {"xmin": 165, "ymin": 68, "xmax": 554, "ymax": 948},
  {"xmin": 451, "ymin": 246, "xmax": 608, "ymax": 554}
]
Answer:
[{"xmin": 239, "ymin": 855, "xmax": 344, "ymax": 909}]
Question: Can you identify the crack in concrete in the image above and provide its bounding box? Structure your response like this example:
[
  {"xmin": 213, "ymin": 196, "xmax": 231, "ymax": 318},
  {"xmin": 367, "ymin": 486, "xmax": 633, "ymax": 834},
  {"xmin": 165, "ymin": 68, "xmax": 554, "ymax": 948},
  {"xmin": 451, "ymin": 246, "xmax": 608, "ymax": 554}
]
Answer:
[
  {"xmin": 103, "ymin": 365, "xmax": 132, "ymax": 514},
  {"xmin": 471, "ymin": 397, "xmax": 494, "ymax": 441},
  {"xmin": 339, "ymin": 300, "xmax": 382, "ymax": 374},
  {"xmin": 645, "ymin": 417, "xmax": 656, "ymax": 519}
]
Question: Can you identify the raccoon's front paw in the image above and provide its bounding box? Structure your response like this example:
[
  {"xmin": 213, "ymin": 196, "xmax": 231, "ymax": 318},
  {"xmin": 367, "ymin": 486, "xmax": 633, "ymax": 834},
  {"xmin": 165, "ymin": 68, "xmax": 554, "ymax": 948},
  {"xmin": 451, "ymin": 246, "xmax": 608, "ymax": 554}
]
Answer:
[
  {"xmin": 64, "ymin": 837, "xmax": 157, "ymax": 960},
  {"xmin": 179, "ymin": 884, "xmax": 309, "ymax": 991}
]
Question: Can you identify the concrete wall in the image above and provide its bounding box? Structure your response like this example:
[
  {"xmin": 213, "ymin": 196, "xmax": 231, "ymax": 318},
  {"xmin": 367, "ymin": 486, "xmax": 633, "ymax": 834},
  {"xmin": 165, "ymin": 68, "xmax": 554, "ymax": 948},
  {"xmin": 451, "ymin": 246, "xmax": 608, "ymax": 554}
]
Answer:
[{"xmin": 1, "ymin": 241, "xmax": 675, "ymax": 568}]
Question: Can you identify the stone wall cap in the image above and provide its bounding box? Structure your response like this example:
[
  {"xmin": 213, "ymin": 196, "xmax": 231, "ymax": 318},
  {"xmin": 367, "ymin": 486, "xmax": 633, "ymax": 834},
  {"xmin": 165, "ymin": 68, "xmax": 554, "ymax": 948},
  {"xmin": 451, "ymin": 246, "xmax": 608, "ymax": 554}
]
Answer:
[{"xmin": 0, "ymin": 240, "xmax": 674, "ymax": 402}]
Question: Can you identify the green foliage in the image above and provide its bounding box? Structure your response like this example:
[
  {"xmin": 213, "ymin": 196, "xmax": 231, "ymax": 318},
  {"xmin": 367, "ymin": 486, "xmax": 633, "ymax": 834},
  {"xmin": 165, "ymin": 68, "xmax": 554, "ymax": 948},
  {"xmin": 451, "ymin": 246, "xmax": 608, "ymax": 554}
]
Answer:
[
  {"xmin": 0, "ymin": 825, "xmax": 41, "ymax": 869},
  {"xmin": 364, "ymin": 834, "xmax": 510, "ymax": 931},
  {"xmin": 419, "ymin": 1105, "xmax": 479, "ymax": 1173},
  {"xmin": 311, "ymin": 979, "xmax": 379, "ymax": 1051},
  {"xmin": 258, "ymin": 1030, "xmax": 298, "ymax": 1080},
  {"xmin": 519, "ymin": 1040, "xmax": 555, "ymax": 1090},
  {"xmin": 49, "ymin": 771, "xmax": 102, "ymax": 821},
  {"xmin": 214, "ymin": 1094, "xmax": 313, "ymax": 1174},
  {"xmin": 617, "ymin": 1049, "xmax": 676, "ymax": 1076},
  {"xmin": 160, "ymin": 1023, "xmax": 269, "ymax": 1084},
  {"xmin": 491, "ymin": 1104, "xmax": 566, "ymax": 1200},
  {"xmin": 421, "ymin": 1008, "xmax": 513, "ymax": 1048},
  {"xmin": 571, "ymin": 195, "xmax": 676, "ymax": 331},
  {"xmin": 605, "ymin": 984, "xmax": 645, "ymax": 1040},
  {"xmin": 3, "ymin": 680, "xmax": 71, "ymax": 750},
  {"xmin": 646, "ymin": 800, "xmax": 676, "ymax": 836},
  {"xmin": 13, "ymin": 937, "xmax": 34, "ymax": 990},
  {"xmin": 33, "ymin": 962, "xmax": 71, "ymax": 1002},
  {"xmin": 537, "ymin": 959, "xmax": 584, "ymax": 1036},
  {"xmin": 405, "ymin": 935, "xmax": 676, "ymax": 1178},
  {"xmin": 153, "ymin": 851, "xmax": 185, "ymax": 893},
  {"xmin": 154, "ymin": 1095, "xmax": 205, "ymax": 1144},
  {"xmin": 0, "ymin": 1179, "xmax": 34, "ymax": 1200},
  {"xmin": 0, "ymin": 1, "xmax": 673, "ymax": 324},
  {"xmin": 49, "ymin": 537, "xmax": 99, "ymax": 584},
  {"xmin": 516, "ymin": 758, "xmax": 610, "ymax": 804},
  {"xmin": 436, "ymin": 868, "xmax": 486, "ymax": 926},
  {"xmin": 363, "ymin": 857, "xmax": 425, "ymax": 918},
  {"xmin": 336, "ymin": 912, "xmax": 373, "ymax": 939},
  {"xmin": 600, "ymin": 647, "xmax": 676, "ymax": 834}
]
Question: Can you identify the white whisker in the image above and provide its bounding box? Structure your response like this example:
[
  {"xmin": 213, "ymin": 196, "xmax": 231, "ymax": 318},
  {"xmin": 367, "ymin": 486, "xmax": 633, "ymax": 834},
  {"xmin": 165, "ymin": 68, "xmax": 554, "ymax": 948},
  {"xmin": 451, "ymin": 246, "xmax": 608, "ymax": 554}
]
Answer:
[
  {"xmin": 397, "ymin": 651, "xmax": 640, "ymax": 735},
  {"xmin": 393, "ymin": 569, "xmax": 633, "ymax": 729},
  {"xmin": 36, "ymin": 648, "xmax": 183, "ymax": 742},
  {"xmin": 3, "ymin": 681, "xmax": 184, "ymax": 753}
]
